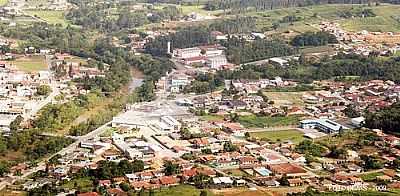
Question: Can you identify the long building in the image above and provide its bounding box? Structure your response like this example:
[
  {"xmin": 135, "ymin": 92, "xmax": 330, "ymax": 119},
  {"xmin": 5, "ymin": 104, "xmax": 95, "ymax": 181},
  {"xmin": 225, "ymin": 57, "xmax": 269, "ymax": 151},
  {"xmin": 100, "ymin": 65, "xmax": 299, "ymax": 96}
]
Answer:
[{"xmin": 300, "ymin": 119, "xmax": 347, "ymax": 134}]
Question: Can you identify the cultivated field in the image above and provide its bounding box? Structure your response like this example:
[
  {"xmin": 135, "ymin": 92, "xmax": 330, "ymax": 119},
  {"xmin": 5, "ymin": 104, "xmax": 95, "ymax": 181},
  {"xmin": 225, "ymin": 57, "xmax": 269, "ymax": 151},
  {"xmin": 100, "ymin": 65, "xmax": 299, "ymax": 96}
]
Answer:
[{"xmin": 25, "ymin": 10, "xmax": 69, "ymax": 27}]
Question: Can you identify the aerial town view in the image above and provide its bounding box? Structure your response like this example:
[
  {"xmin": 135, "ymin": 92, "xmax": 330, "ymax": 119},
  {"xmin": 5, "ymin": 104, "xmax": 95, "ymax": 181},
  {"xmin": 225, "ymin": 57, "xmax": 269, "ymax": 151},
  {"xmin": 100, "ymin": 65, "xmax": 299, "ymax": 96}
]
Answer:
[{"xmin": 1, "ymin": 0, "xmax": 400, "ymax": 196}]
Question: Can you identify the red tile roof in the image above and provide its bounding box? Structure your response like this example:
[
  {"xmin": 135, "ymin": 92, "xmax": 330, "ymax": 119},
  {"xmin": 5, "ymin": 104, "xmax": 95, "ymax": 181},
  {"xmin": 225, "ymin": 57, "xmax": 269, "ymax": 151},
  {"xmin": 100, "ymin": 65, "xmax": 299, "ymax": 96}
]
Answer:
[
  {"xmin": 182, "ymin": 168, "xmax": 197, "ymax": 178},
  {"xmin": 268, "ymin": 163, "xmax": 307, "ymax": 175},
  {"xmin": 77, "ymin": 192, "xmax": 99, "ymax": 196},
  {"xmin": 159, "ymin": 176, "xmax": 179, "ymax": 185}
]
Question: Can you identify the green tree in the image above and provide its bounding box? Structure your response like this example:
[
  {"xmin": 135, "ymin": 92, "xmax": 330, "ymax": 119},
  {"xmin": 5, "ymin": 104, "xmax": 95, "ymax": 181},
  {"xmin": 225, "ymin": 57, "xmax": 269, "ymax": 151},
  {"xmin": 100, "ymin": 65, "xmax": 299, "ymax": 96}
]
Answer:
[
  {"xmin": 164, "ymin": 161, "xmax": 180, "ymax": 176},
  {"xmin": 223, "ymin": 141, "xmax": 238, "ymax": 152},
  {"xmin": 35, "ymin": 85, "xmax": 52, "ymax": 96},
  {"xmin": 9, "ymin": 115, "xmax": 23, "ymax": 131}
]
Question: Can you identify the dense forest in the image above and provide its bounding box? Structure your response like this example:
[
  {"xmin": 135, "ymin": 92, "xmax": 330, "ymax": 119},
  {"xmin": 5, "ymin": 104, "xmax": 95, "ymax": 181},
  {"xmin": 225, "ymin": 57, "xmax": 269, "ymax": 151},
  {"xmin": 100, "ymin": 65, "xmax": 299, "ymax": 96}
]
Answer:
[
  {"xmin": 145, "ymin": 26, "xmax": 213, "ymax": 56},
  {"xmin": 364, "ymin": 102, "xmax": 400, "ymax": 134},
  {"xmin": 291, "ymin": 31, "xmax": 338, "ymax": 47},
  {"xmin": 209, "ymin": 17, "xmax": 257, "ymax": 34},
  {"xmin": 223, "ymin": 36, "xmax": 296, "ymax": 64}
]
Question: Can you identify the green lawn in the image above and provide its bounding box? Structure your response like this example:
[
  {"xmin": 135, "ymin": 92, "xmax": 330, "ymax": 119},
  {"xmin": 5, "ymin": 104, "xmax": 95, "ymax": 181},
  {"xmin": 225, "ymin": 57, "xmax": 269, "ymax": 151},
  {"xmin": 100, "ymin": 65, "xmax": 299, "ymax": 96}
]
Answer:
[
  {"xmin": 25, "ymin": 10, "xmax": 69, "ymax": 27},
  {"xmin": 11, "ymin": 56, "xmax": 47, "ymax": 72},
  {"xmin": 248, "ymin": 129, "xmax": 305, "ymax": 143},
  {"xmin": 359, "ymin": 172, "xmax": 384, "ymax": 181},
  {"xmin": 238, "ymin": 115, "xmax": 302, "ymax": 128}
]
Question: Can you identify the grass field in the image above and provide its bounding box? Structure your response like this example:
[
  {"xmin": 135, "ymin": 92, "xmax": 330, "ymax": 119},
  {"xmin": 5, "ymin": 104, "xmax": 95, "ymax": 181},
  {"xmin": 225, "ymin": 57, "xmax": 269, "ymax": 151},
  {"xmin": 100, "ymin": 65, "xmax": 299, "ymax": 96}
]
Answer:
[
  {"xmin": 238, "ymin": 115, "xmax": 302, "ymax": 128},
  {"xmin": 0, "ymin": 0, "xmax": 8, "ymax": 6},
  {"xmin": 249, "ymin": 129, "xmax": 305, "ymax": 143},
  {"xmin": 200, "ymin": 114, "xmax": 225, "ymax": 121},
  {"xmin": 263, "ymin": 91, "xmax": 305, "ymax": 106},
  {"xmin": 63, "ymin": 56, "xmax": 88, "ymax": 65},
  {"xmin": 11, "ymin": 55, "xmax": 47, "ymax": 72},
  {"xmin": 359, "ymin": 171, "xmax": 384, "ymax": 181},
  {"xmin": 25, "ymin": 10, "xmax": 69, "ymax": 27}
]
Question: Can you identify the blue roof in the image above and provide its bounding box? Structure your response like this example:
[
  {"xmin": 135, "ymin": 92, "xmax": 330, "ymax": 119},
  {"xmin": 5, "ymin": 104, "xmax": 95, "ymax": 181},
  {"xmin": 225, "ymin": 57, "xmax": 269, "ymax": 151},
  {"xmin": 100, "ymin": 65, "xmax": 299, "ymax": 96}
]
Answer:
[{"xmin": 254, "ymin": 167, "xmax": 271, "ymax": 176}]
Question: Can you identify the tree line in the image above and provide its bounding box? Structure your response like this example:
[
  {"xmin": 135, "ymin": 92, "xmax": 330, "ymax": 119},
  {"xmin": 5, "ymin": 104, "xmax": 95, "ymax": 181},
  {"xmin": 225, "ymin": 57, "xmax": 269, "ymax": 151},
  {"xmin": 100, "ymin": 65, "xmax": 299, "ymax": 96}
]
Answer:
[
  {"xmin": 291, "ymin": 31, "xmax": 338, "ymax": 47},
  {"xmin": 204, "ymin": 0, "xmax": 379, "ymax": 13}
]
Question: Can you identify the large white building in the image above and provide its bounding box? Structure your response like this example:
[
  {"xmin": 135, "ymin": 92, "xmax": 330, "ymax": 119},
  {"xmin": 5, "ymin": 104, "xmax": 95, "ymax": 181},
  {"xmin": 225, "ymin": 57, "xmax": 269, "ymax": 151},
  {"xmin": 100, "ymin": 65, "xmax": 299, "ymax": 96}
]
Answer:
[
  {"xmin": 206, "ymin": 55, "xmax": 227, "ymax": 69},
  {"xmin": 300, "ymin": 119, "xmax": 348, "ymax": 134},
  {"xmin": 170, "ymin": 74, "xmax": 191, "ymax": 93},
  {"xmin": 173, "ymin": 47, "xmax": 201, "ymax": 59},
  {"xmin": 160, "ymin": 116, "xmax": 181, "ymax": 132}
]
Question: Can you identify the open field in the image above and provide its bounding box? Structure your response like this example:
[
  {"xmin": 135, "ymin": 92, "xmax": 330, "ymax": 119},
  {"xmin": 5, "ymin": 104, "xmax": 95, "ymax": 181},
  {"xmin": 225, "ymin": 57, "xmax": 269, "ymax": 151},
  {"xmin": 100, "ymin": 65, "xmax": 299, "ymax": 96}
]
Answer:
[
  {"xmin": 62, "ymin": 177, "xmax": 94, "ymax": 193},
  {"xmin": 248, "ymin": 129, "xmax": 305, "ymax": 144},
  {"xmin": 223, "ymin": 169, "xmax": 249, "ymax": 177},
  {"xmin": 238, "ymin": 115, "xmax": 302, "ymax": 128},
  {"xmin": 246, "ymin": 4, "xmax": 400, "ymax": 33},
  {"xmin": 10, "ymin": 55, "xmax": 47, "ymax": 72},
  {"xmin": 25, "ymin": 10, "xmax": 69, "ymax": 26},
  {"xmin": 300, "ymin": 45, "xmax": 335, "ymax": 54},
  {"xmin": 263, "ymin": 91, "xmax": 305, "ymax": 106},
  {"xmin": 152, "ymin": 185, "xmax": 213, "ymax": 196},
  {"xmin": 63, "ymin": 56, "xmax": 88, "ymax": 65},
  {"xmin": 339, "ymin": 5, "xmax": 400, "ymax": 32}
]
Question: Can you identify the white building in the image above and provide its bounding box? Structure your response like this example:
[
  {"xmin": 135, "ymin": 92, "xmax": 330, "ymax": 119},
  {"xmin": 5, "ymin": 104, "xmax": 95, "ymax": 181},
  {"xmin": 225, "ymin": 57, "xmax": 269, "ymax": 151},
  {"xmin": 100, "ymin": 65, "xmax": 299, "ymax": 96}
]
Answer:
[
  {"xmin": 170, "ymin": 74, "xmax": 191, "ymax": 93},
  {"xmin": 160, "ymin": 116, "xmax": 181, "ymax": 132},
  {"xmin": 269, "ymin": 57, "xmax": 289, "ymax": 66},
  {"xmin": 300, "ymin": 119, "xmax": 348, "ymax": 134},
  {"xmin": 206, "ymin": 55, "xmax": 227, "ymax": 69},
  {"xmin": 173, "ymin": 47, "xmax": 201, "ymax": 59}
]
